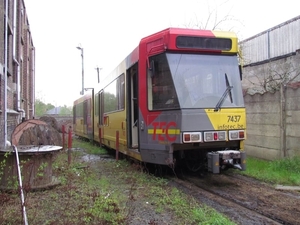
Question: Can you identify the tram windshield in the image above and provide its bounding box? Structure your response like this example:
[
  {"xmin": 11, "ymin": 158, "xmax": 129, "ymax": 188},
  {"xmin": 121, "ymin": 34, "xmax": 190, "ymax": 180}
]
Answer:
[{"xmin": 147, "ymin": 53, "xmax": 244, "ymax": 110}]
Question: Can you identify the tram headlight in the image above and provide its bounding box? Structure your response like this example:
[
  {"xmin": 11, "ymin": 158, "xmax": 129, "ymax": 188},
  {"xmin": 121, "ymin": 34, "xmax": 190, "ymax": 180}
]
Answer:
[
  {"xmin": 183, "ymin": 132, "xmax": 202, "ymax": 143},
  {"xmin": 229, "ymin": 130, "xmax": 245, "ymax": 140},
  {"xmin": 204, "ymin": 131, "xmax": 227, "ymax": 142}
]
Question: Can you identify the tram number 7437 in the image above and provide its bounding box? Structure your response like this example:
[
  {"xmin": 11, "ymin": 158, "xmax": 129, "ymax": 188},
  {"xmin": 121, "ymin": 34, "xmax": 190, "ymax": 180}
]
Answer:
[{"xmin": 227, "ymin": 115, "xmax": 241, "ymax": 123}]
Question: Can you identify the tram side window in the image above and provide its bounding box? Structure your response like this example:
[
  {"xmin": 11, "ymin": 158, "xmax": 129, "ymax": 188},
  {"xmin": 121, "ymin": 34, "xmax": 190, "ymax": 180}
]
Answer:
[
  {"xmin": 76, "ymin": 102, "xmax": 83, "ymax": 117},
  {"xmin": 99, "ymin": 90, "xmax": 104, "ymax": 125},
  {"xmin": 104, "ymin": 74, "xmax": 125, "ymax": 113},
  {"xmin": 73, "ymin": 105, "xmax": 76, "ymax": 124},
  {"xmin": 147, "ymin": 54, "xmax": 179, "ymax": 110},
  {"xmin": 74, "ymin": 102, "xmax": 83, "ymax": 124},
  {"xmin": 117, "ymin": 74, "xmax": 125, "ymax": 109},
  {"xmin": 95, "ymin": 93, "xmax": 99, "ymax": 115}
]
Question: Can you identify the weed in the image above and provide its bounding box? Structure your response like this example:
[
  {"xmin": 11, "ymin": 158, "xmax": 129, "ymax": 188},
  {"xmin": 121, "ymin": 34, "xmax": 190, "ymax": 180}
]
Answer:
[
  {"xmin": 72, "ymin": 138, "xmax": 107, "ymax": 155},
  {"xmin": 192, "ymin": 205, "xmax": 236, "ymax": 225},
  {"xmin": 239, "ymin": 156, "xmax": 300, "ymax": 185},
  {"xmin": 1, "ymin": 139, "xmax": 235, "ymax": 224}
]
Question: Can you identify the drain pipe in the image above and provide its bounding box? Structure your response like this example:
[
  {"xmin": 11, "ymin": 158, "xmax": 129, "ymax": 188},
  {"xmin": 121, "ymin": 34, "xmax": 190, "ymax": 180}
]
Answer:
[
  {"xmin": 4, "ymin": 0, "xmax": 8, "ymax": 148},
  {"xmin": 16, "ymin": 61, "xmax": 25, "ymax": 122},
  {"xmin": 31, "ymin": 46, "xmax": 35, "ymax": 118},
  {"xmin": 13, "ymin": 0, "xmax": 25, "ymax": 122}
]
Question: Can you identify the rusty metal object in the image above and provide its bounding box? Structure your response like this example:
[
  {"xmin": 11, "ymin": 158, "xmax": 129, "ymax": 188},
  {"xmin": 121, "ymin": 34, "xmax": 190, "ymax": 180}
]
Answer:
[
  {"xmin": 11, "ymin": 119, "xmax": 62, "ymax": 146},
  {"xmin": 1, "ymin": 119, "xmax": 64, "ymax": 191},
  {"xmin": 40, "ymin": 115, "xmax": 72, "ymax": 133},
  {"xmin": 39, "ymin": 116, "xmax": 58, "ymax": 130},
  {"xmin": 0, "ymin": 145, "xmax": 62, "ymax": 191}
]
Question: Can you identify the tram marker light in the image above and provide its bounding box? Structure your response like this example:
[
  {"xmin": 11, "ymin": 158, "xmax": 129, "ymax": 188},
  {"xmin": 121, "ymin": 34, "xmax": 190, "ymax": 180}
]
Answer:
[
  {"xmin": 218, "ymin": 131, "xmax": 226, "ymax": 141},
  {"xmin": 184, "ymin": 134, "xmax": 190, "ymax": 142},
  {"xmin": 213, "ymin": 132, "xmax": 218, "ymax": 140},
  {"xmin": 183, "ymin": 132, "xmax": 202, "ymax": 143},
  {"xmin": 229, "ymin": 130, "xmax": 245, "ymax": 140},
  {"xmin": 205, "ymin": 132, "xmax": 213, "ymax": 141},
  {"xmin": 239, "ymin": 130, "xmax": 245, "ymax": 139},
  {"xmin": 204, "ymin": 131, "xmax": 226, "ymax": 142}
]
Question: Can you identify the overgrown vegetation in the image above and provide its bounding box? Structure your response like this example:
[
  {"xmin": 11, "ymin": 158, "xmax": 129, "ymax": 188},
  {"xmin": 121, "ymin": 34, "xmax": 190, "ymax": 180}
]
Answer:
[
  {"xmin": 238, "ymin": 156, "xmax": 300, "ymax": 185},
  {"xmin": 3, "ymin": 139, "xmax": 299, "ymax": 224},
  {"xmin": 35, "ymin": 98, "xmax": 72, "ymax": 117},
  {"xmin": 0, "ymin": 139, "xmax": 235, "ymax": 225},
  {"xmin": 72, "ymin": 138, "xmax": 107, "ymax": 155}
]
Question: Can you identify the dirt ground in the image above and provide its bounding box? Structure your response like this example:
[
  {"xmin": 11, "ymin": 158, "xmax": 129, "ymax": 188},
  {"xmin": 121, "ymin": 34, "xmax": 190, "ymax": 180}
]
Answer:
[
  {"xmin": 176, "ymin": 171, "xmax": 300, "ymax": 225},
  {"xmin": 73, "ymin": 152, "xmax": 300, "ymax": 225},
  {"xmin": 1, "ymin": 149, "xmax": 300, "ymax": 225}
]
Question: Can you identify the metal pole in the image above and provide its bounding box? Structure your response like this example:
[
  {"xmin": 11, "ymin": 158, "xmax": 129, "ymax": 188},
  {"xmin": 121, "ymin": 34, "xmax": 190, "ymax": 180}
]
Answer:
[
  {"xmin": 81, "ymin": 48, "xmax": 84, "ymax": 95},
  {"xmin": 95, "ymin": 67, "xmax": 102, "ymax": 83},
  {"xmin": 77, "ymin": 46, "xmax": 84, "ymax": 95},
  {"xmin": 68, "ymin": 127, "xmax": 72, "ymax": 165},
  {"xmin": 62, "ymin": 125, "xmax": 65, "ymax": 150},
  {"xmin": 13, "ymin": 145, "xmax": 28, "ymax": 225},
  {"xmin": 4, "ymin": 0, "xmax": 8, "ymax": 148},
  {"xmin": 99, "ymin": 128, "xmax": 102, "ymax": 147},
  {"xmin": 96, "ymin": 67, "xmax": 99, "ymax": 83},
  {"xmin": 116, "ymin": 131, "xmax": 119, "ymax": 160},
  {"xmin": 92, "ymin": 88, "xmax": 94, "ymax": 143}
]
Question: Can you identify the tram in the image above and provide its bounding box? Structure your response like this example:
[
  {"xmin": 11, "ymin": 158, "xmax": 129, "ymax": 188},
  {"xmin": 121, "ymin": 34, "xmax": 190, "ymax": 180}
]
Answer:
[{"xmin": 73, "ymin": 28, "xmax": 246, "ymax": 173}]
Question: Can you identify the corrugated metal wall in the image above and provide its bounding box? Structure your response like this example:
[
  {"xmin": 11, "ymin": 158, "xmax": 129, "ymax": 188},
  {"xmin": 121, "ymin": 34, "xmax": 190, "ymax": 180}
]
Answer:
[{"xmin": 240, "ymin": 15, "xmax": 300, "ymax": 66}]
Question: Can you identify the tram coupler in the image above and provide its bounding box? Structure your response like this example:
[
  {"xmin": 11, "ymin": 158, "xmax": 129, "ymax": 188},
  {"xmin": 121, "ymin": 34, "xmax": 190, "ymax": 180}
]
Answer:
[{"xmin": 207, "ymin": 150, "xmax": 246, "ymax": 174}]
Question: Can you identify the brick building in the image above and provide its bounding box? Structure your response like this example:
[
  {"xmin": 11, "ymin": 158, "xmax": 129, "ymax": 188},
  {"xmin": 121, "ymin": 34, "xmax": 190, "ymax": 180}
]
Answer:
[{"xmin": 0, "ymin": 0, "xmax": 35, "ymax": 148}]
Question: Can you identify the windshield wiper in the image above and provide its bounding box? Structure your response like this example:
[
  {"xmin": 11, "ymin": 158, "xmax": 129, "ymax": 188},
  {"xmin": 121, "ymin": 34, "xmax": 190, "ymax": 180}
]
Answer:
[{"xmin": 214, "ymin": 73, "xmax": 233, "ymax": 111}]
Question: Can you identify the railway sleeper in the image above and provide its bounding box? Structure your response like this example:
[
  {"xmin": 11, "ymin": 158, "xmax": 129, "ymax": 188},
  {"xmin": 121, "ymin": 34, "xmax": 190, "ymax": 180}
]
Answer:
[{"xmin": 207, "ymin": 150, "xmax": 246, "ymax": 174}]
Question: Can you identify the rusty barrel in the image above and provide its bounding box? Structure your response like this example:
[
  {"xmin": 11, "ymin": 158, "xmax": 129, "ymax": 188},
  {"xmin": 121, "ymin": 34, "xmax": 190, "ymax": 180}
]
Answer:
[{"xmin": 0, "ymin": 145, "xmax": 62, "ymax": 191}]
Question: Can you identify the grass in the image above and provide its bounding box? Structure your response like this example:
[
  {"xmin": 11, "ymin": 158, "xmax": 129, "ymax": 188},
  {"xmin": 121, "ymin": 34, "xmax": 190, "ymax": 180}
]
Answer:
[
  {"xmin": 149, "ymin": 185, "xmax": 235, "ymax": 225},
  {"xmin": 2, "ymin": 138, "xmax": 300, "ymax": 224},
  {"xmin": 238, "ymin": 156, "xmax": 300, "ymax": 185},
  {"xmin": 71, "ymin": 139, "xmax": 236, "ymax": 224},
  {"xmin": 71, "ymin": 138, "xmax": 108, "ymax": 155},
  {"xmin": 0, "ymin": 138, "xmax": 235, "ymax": 225}
]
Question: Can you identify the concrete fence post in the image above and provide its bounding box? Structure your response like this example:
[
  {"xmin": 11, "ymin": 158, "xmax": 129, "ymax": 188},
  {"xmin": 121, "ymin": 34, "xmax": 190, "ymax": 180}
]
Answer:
[{"xmin": 280, "ymin": 83, "xmax": 287, "ymax": 158}]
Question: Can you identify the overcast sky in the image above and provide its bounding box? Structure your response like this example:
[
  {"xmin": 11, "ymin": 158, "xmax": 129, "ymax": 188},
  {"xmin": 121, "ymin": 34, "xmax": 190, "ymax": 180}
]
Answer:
[{"xmin": 24, "ymin": 0, "xmax": 300, "ymax": 107}]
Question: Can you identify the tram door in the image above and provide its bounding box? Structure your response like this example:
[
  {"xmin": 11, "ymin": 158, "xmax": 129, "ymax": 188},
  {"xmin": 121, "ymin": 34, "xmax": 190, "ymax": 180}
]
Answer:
[
  {"xmin": 127, "ymin": 64, "xmax": 139, "ymax": 149},
  {"xmin": 83, "ymin": 100, "xmax": 88, "ymax": 135},
  {"xmin": 84, "ymin": 98, "xmax": 92, "ymax": 139}
]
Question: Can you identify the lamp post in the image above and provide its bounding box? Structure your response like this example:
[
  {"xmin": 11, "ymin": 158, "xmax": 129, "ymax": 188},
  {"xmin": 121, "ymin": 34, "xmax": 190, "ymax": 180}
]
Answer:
[
  {"xmin": 76, "ymin": 46, "xmax": 84, "ymax": 95},
  {"xmin": 95, "ymin": 66, "xmax": 102, "ymax": 83}
]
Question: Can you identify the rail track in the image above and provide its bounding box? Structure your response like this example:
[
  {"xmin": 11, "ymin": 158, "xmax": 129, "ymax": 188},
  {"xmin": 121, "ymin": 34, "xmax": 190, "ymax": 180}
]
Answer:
[
  {"xmin": 168, "ymin": 171, "xmax": 300, "ymax": 225},
  {"xmin": 78, "ymin": 144, "xmax": 300, "ymax": 224}
]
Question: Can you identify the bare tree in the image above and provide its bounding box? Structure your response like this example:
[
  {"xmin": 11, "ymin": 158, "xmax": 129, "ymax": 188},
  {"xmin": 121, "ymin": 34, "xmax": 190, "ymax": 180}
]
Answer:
[
  {"xmin": 244, "ymin": 55, "xmax": 300, "ymax": 94},
  {"xmin": 184, "ymin": 0, "xmax": 243, "ymax": 33}
]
